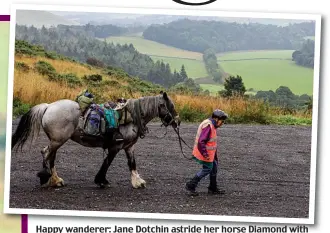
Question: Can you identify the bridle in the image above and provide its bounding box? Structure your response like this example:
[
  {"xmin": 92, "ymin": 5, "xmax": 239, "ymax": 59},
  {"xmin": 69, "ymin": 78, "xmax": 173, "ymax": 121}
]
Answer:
[{"xmin": 158, "ymin": 103, "xmax": 175, "ymax": 128}]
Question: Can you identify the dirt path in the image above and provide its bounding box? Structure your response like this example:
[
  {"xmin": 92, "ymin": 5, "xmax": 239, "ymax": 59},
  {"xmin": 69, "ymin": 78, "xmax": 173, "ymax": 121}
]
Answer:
[{"xmin": 9, "ymin": 121, "xmax": 312, "ymax": 219}]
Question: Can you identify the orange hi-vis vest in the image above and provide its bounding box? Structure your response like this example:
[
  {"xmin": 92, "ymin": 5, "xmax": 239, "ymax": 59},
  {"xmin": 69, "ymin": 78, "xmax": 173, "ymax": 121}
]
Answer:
[{"xmin": 192, "ymin": 119, "xmax": 217, "ymax": 163}]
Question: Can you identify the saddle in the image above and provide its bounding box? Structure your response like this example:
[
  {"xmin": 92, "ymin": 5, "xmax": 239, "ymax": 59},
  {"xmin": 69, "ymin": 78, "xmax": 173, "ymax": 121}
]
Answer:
[{"xmin": 77, "ymin": 99, "xmax": 133, "ymax": 138}]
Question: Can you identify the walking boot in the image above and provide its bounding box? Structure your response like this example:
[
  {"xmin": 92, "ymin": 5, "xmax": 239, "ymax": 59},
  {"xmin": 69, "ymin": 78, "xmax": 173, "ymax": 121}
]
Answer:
[
  {"xmin": 185, "ymin": 175, "xmax": 201, "ymax": 196},
  {"xmin": 208, "ymin": 175, "xmax": 225, "ymax": 195}
]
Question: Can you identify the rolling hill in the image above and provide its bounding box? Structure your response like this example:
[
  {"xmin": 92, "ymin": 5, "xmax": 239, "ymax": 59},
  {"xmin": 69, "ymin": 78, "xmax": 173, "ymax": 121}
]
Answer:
[
  {"xmin": 16, "ymin": 10, "xmax": 80, "ymax": 28},
  {"xmin": 106, "ymin": 36, "xmax": 202, "ymax": 60},
  {"xmin": 106, "ymin": 36, "xmax": 207, "ymax": 79}
]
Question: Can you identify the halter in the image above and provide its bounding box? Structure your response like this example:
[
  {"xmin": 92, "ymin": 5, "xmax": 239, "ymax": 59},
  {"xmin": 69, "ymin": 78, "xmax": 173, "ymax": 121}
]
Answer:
[{"xmin": 158, "ymin": 103, "xmax": 175, "ymax": 127}]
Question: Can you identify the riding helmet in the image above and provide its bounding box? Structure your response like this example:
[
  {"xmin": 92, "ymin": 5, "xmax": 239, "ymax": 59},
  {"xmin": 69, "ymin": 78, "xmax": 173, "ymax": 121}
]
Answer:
[{"xmin": 212, "ymin": 109, "xmax": 228, "ymax": 120}]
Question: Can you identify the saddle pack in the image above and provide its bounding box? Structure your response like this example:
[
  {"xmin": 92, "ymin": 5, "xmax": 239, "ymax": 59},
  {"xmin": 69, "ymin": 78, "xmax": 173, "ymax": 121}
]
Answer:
[
  {"xmin": 75, "ymin": 89, "xmax": 94, "ymax": 114},
  {"xmin": 76, "ymin": 91, "xmax": 133, "ymax": 137}
]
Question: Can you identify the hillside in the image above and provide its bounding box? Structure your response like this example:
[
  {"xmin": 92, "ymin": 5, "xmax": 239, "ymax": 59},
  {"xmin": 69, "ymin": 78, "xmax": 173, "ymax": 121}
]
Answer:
[
  {"xmin": 15, "ymin": 25, "xmax": 190, "ymax": 88},
  {"xmin": 16, "ymin": 10, "xmax": 80, "ymax": 28},
  {"xmin": 105, "ymin": 36, "xmax": 207, "ymax": 79},
  {"xmin": 14, "ymin": 40, "xmax": 164, "ymax": 108},
  {"xmin": 143, "ymin": 19, "xmax": 315, "ymax": 53}
]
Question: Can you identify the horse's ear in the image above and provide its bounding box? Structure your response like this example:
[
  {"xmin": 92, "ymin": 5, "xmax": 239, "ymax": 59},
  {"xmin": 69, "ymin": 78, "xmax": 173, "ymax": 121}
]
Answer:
[{"xmin": 163, "ymin": 92, "xmax": 168, "ymax": 100}]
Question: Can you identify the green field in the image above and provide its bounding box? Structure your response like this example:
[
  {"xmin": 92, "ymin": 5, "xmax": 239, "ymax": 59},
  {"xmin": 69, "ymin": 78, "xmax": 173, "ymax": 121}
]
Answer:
[
  {"xmin": 217, "ymin": 50, "xmax": 294, "ymax": 60},
  {"xmin": 199, "ymin": 84, "xmax": 224, "ymax": 95},
  {"xmin": 150, "ymin": 55, "xmax": 208, "ymax": 79},
  {"xmin": 0, "ymin": 23, "xmax": 9, "ymax": 112},
  {"xmin": 106, "ymin": 36, "xmax": 203, "ymax": 60},
  {"xmin": 106, "ymin": 36, "xmax": 207, "ymax": 79},
  {"xmin": 219, "ymin": 51, "xmax": 314, "ymax": 95}
]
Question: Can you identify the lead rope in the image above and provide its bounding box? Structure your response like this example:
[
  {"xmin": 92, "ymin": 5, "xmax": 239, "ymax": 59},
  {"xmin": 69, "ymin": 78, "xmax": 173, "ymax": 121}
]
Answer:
[{"xmin": 173, "ymin": 127, "xmax": 194, "ymax": 160}]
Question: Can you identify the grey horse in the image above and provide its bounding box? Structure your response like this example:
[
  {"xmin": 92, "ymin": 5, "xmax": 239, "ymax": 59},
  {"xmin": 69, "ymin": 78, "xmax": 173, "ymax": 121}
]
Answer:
[{"xmin": 11, "ymin": 91, "xmax": 180, "ymax": 189}]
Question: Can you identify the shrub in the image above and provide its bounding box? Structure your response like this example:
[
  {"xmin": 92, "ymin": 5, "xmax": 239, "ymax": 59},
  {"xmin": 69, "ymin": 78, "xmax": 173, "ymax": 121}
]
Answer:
[
  {"xmin": 101, "ymin": 80, "xmax": 120, "ymax": 87},
  {"xmin": 35, "ymin": 61, "xmax": 57, "ymax": 79},
  {"xmin": 57, "ymin": 73, "xmax": 82, "ymax": 87},
  {"xmin": 13, "ymin": 97, "xmax": 31, "ymax": 117},
  {"xmin": 45, "ymin": 51, "xmax": 60, "ymax": 60},
  {"xmin": 15, "ymin": 62, "xmax": 30, "ymax": 72},
  {"xmin": 15, "ymin": 40, "xmax": 37, "ymax": 56},
  {"xmin": 178, "ymin": 104, "xmax": 208, "ymax": 122},
  {"xmin": 82, "ymin": 74, "xmax": 103, "ymax": 83}
]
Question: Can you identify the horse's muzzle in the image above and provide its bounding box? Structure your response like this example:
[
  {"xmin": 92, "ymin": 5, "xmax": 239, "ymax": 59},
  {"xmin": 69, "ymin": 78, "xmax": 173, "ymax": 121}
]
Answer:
[{"xmin": 172, "ymin": 115, "xmax": 181, "ymax": 129}]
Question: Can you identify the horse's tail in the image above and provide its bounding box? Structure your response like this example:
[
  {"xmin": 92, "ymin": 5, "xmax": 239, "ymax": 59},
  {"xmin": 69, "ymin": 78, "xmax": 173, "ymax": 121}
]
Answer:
[{"xmin": 12, "ymin": 103, "xmax": 49, "ymax": 151}]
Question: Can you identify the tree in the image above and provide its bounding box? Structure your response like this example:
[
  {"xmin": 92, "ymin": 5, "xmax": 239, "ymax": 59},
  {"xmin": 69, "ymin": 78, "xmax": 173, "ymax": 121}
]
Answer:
[
  {"xmin": 180, "ymin": 65, "xmax": 188, "ymax": 81},
  {"xmin": 255, "ymin": 90, "xmax": 277, "ymax": 103},
  {"xmin": 292, "ymin": 39, "xmax": 315, "ymax": 68},
  {"xmin": 304, "ymin": 96, "xmax": 313, "ymax": 114},
  {"xmin": 219, "ymin": 75, "xmax": 246, "ymax": 97}
]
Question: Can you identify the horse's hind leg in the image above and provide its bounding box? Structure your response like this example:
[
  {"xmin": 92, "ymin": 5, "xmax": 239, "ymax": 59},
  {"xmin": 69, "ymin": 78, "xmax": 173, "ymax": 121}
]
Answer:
[
  {"xmin": 38, "ymin": 141, "xmax": 65, "ymax": 187},
  {"xmin": 125, "ymin": 145, "xmax": 146, "ymax": 189}
]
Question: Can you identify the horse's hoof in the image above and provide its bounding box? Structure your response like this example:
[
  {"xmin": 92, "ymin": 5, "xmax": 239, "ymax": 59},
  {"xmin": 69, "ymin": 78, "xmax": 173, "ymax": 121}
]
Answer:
[
  {"xmin": 95, "ymin": 178, "xmax": 110, "ymax": 188},
  {"xmin": 132, "ymin": 180, "xmax": 147, "ymax": 189},
  {"xmin": 37, "ymin": 168, "xmax": 51, "ymax": 186},
  {"xmin": 98, "ymin": 183, "xmax": 110, "ymax": 189},
  {"xmin": 47, "ymin": 178, "xmax": 65, "ymax": 188},
  {"xmin": 56, "ymin": 178, "xmax": 65, "ymax": 187},
  {"xmin": 140, "ymin": 181, "xmax": 146, "ymax": 188}
]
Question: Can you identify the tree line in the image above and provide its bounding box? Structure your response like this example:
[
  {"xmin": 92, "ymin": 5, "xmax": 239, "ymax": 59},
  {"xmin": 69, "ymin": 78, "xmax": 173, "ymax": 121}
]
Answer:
[
  {"xmin": 56, "ymin": 24, "xmax": 146, "ymax": 38},
  {"xmin": 56, "ymin": 24, "xmax": 127, "ymax": 38},
  {"xmin": 15, "ymin": 25, "xmax": 193, "ymax": 88},
  {"xmin": 254, "ymin": 87, "xmax": 312, "ymax": 111},
  {"xmin": 203, "ymin": 49, "xmax": 223, "ymax": 83},
  {"xmin": 292, "ymin": 39, "xmax": 315, "ymax": 68},
  {"xmin": 143, "ymin": 19, "xmax": 315, "ymax": 53}
]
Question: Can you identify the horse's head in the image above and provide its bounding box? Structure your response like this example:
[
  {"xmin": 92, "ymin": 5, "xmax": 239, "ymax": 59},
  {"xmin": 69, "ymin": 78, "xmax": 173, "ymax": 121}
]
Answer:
[{"xmin": 158, "ymin": 91, "xmax": 180, "ymax": 129}]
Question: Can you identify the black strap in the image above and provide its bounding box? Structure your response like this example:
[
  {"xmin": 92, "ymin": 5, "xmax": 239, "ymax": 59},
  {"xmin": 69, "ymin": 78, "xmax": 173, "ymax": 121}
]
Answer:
[
  {"xmin": 173, "ymin": 127, "xmax": 193, "ymax": 160},
  {"xmin": 125, "ymin": 107, "xmax": 127, "ymax": 125}
]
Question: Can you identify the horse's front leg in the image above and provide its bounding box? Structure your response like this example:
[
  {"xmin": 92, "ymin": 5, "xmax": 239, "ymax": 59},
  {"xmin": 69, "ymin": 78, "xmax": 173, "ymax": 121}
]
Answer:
[{"xmin": 125, "ymin": 145, "xmax": 146, "ymax": 188}]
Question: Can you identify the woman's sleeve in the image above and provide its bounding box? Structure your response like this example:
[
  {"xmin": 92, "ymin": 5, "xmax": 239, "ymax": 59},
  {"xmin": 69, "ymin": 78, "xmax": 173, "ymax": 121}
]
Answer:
[{"xmin": 197, "ymin": 125, "xmax": 211, "ymax": 157}]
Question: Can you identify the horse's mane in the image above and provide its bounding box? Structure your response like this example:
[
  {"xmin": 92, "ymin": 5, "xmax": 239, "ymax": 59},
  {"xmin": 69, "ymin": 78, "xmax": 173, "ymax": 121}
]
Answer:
[{"xmin": 125, "ymin": 95, "xmax": 161, "ymax": 137}]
